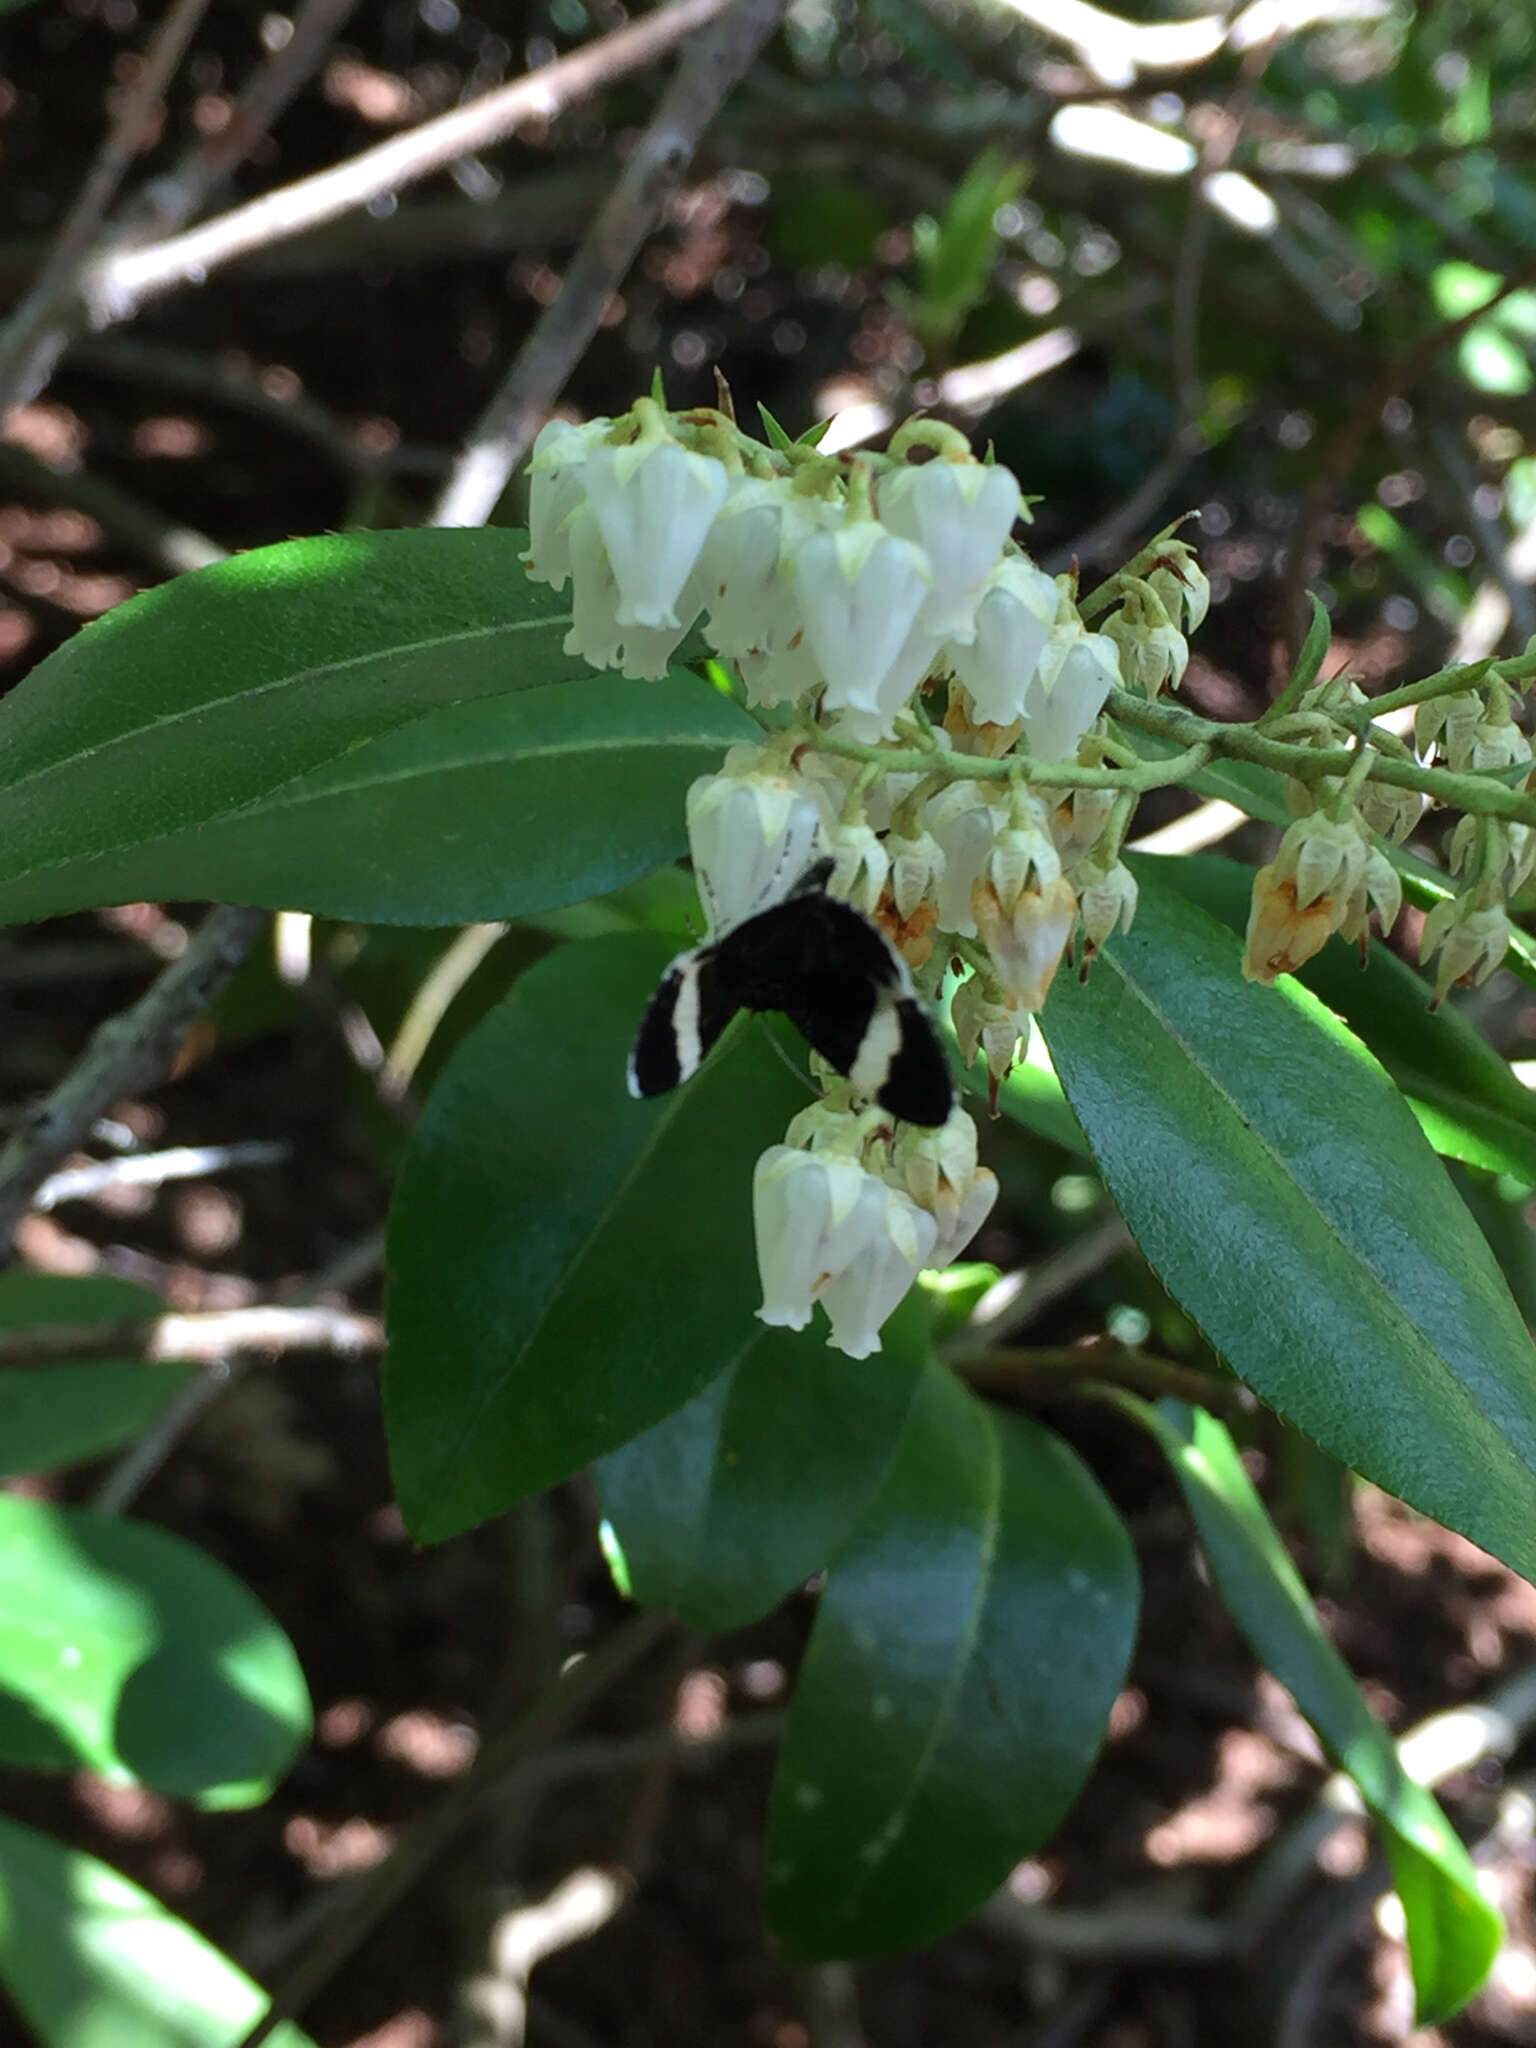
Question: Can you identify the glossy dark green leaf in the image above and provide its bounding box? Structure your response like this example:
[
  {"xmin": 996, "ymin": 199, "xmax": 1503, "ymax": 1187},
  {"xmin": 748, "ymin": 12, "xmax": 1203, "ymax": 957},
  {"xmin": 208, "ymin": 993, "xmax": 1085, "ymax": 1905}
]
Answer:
[
  {"xmin": 1150, "ymin": 852, "xmax": 1536, "ymax": 1180},
  {"xmin": 0, "ymin": 673, "xmax": 755, "ymax": 926},
  {"xmin": 1134, "ymin": 1398, "xmax": 1500, "ymax": 2024},
  {"xmin": 385, "ymin": 935, "xmax": 813, "ymax": 1541},
  {"xmin": 765, "ymin": 1361, "xmax": 1138, "ymax": 1960},
  {"xmin": 0, "ymin": 1817, "xmax": 316, "ymax": 2048},
  {"xmin": 0, "ymin": 1496, "xmax": 310, "ymax": 1806},
  {"xmin": 1041, "ymin": 866, "xmax": 1536, "ymax": 1581},
  {"xmin": 594, "ymin": 1294, "xmax": 928, "ymax": 1630},
  {"xmin": 0, "ymin": 528, "xmax": 580, "ymax": 926},
  {"xmin": 0, "ymin": 1273, "xmax": 192, "ymax": 1476}
]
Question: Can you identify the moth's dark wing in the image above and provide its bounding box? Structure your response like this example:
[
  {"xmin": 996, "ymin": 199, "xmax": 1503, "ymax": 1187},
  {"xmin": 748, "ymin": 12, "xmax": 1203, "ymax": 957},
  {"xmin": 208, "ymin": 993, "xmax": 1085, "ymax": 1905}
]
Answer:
[
  {"xmin": 717, "ymin": 892, "xmax": 902, "ymax": 1011},
  {"xmin": 877, "ymin": 995, "xmax": 954, "ymax": 1127},
  {"xmin": 626, "ymin": 946, "xmax": 738, "ymax": 1098}
]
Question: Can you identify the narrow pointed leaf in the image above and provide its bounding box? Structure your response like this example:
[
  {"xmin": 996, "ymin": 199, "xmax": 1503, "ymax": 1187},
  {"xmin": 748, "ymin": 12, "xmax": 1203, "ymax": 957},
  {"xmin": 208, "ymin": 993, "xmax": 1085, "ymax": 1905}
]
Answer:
[
  {"xmin": 1133, "ymin": 1398, "xmax": 1501, "ymax": 2024},
  {"xmin": 0, "ymin": 1496, "xmax": 310, "ymax": 1805},
  {"xmin": 594, "ymin": 1295, "xmax": 928, "ymax": 1629},
  {"xmin": 0, "ymin": 673, "xmax": 754, "ymax": 927},
  {"xmin": 385, "ymin": 935, "xmax": 811, "ymax": 1542},
  {"xmin": 0, "ymin": 1817, "xmax": 315, "ymax": 2048},
  {"xmin": 1151, "ymin": 853, "xmax": 1536, "ymax": 1180},
  {"xmin": 1040, "ymin": 866, "xmax": 1536, "ymax": 1581},
  {"xmin": 766, "ymin": 1362, "xmax": 1138, "ymax": 1959},
  {"xmin": 0, "ymin": 529, "xmax": 580, "ymax": 925}
]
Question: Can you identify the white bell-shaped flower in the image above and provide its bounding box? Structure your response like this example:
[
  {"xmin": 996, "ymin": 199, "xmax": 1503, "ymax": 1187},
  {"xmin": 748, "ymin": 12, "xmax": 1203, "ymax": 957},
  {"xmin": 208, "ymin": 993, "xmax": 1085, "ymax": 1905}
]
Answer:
[
  {"xmin": 974, "ymin": 867, "xmax": 1079, "ymax": 1013},
  {"xmin": 826, "ymin": 622, "xmax": 945, "ymax": 743},
  {"xmin": 753, "ymin": 1145, "xmax": 890, "ymax": 1336},
  {"xmin": 792, "ymin": 516, "xmax": 931, "ymax": 718},
  {"xmin": 1023, "ymin": 628, "xmax": 1119, "ymax": 761},
  {"xmin": 521, "ymin": 416, "xmax": 609, "ymax": 591},
  {"xmin": 927, "ymin": 782, "xmax": 1004, "ymax": 937},
  {"xmin": 687, "ymin": 752, "xmax": 825, "ymax": 936},
  {"xmin": 561, "ymin": 508, "xmax": 624, "ymax": 671},
  {"xmin": 950, "ymin": 975, "xmax": 1030, "ymax": 1092},
  {"xmin": 816, "ymin": 1182, "xmax": 938, "ymax": 1358},
  {"xmin": 698, "ymin": 476, "xmax": 793, "ymax": 658},
  {"xmin": 928, "ymin": 1167, "xmax": 999, "ymax": 1268},
  {"xmin": 889, "ymin": 1103, "xmax": 996, "ymax": 1264},
  {"xmin": 582, "ymin": 436, "xmax": 729, "ymax": 630},
  {"xmin": 879, "ymin": 459, "xmax": 1022, "ymax": 645},
  {"xmin": 947, "ymin": 554, "xmax": 1059, "ymax": 727},
  {"xmin": 617, "ymin": 559, "xmax": 712, "ymax": 680}
]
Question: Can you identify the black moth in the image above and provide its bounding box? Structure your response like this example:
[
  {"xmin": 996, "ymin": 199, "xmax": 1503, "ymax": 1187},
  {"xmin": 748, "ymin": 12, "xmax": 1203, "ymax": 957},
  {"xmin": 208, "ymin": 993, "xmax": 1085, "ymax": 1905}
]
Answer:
[{"xmin": 627, "ymin": 858, "xmax": 953, "ymax": 1127}]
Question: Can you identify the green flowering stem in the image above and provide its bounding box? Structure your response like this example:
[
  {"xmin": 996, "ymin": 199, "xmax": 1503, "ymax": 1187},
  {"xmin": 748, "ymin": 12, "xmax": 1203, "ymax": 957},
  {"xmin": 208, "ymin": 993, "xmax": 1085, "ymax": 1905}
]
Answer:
[
  {"xmin": 1077, "ymin": 514, "xmax": 1195, "ymax": 623},
  {"xmin": 1106, "ymin": 688, "xmax": 1536, "ymax": 829},
  {"xmin": 1343, "ymin": 647, "xmax": 1536, "ymax": 727},
  {"xmin": 799, "ymin": 727, "xmax": 1213, "ymax": 794},
  {"xmin": 1334, "ymin": 741, "xmax": 1378, "ymax": 816}
]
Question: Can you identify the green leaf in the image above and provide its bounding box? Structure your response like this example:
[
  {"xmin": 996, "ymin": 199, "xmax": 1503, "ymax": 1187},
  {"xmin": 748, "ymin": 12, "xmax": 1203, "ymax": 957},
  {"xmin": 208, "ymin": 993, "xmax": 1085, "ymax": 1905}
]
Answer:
[
  {"xmin": 0, "ymin": 1817, "xmax": 315, "ymax": 2048},
  {"xmin": 1151, "ymin": 853, "xmax": 1536, "ymax": 1180},
  {"xmin": 0, "ymin": 672, "xmax": 755, "ymax": 927},
  {"xmin": 0, "ymin": 1496, "xmax": 310, "ymax": 1806},
  {"xmin": 0, "ymin": 528, "xmax": 579, "ymax": 927},
  {"xmin": 385, "ymin": 935, "xmax": 812, "ymax": 1542},
  {"xmin": 594, "ymin": 1295, "xmax": 928, "ymax": 1630},
  {"xmin": 765, "ymin": 1361, "xmax": 1138, "ymax": 1960},
  {"xmin": 1040, "ymin": 865, "xmax": 1536, "ymax": 1582},
  {"xmin": 0, "ymin": 1274, "xmax": 192, "ymax": 1476},
  {"xmin": 1132, "ymin": 1399, "xmax": 1501, "ymax": 2024}
]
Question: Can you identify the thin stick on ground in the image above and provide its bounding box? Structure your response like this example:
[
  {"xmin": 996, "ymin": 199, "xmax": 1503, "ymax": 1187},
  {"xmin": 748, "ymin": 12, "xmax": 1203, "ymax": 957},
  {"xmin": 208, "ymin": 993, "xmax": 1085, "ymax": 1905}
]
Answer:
[
  {"xmin": 88, "ymin": 0, "xmax": 731, "ymax": 325},
  {"xmin": 0, "ymin": 902, "xmax": 267, "ymax": 1258},
  {"xmin": 430, "ymin": 0, "xmax": 786, "ymax": 529},
  {"xmin": 235, "ymin": 1608, "xmax": 674, "ymax": 2048}
]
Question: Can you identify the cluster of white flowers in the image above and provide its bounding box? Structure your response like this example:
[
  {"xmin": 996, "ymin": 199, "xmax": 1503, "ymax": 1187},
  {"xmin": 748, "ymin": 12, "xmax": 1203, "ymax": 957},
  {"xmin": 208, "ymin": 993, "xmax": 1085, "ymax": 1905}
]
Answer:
[{"xmin": 528, "ymin": 394, "xmax": 1208, "ymax": 1356}]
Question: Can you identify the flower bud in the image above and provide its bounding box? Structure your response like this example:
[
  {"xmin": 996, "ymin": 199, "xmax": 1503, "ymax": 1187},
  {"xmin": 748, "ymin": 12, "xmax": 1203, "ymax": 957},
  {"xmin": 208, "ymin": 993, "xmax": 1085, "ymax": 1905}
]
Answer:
[
  {"xmin": 1076, "ymin": 860, "xmax": 1139, "ymax": 959},
  {"xmin": 826, "ymin": 816, "xmax": 890, "ymax": 915},
  {"xmin": 1103, "ymin": 580, "xmax": 1188, "ymax": 698},
  {"xmin": 1420, "ymin": 895, "xmax": 1512, "ymax": 1007},
  {"xmin": 1356, "ymin": 778, "xmax": 1424, "ymax": 844},
  {"xmin": 886, "ymin": 828, "xmax": 947, "ymax": 922},
  {"xmin": 950, "ymin": 975, "xmax": 1030, "ymax": 1102},
  {"xmin": 973, "ymin": 867, "xmax": 1079, "ymax": 1012},
  {"xmin": 1416, "ymin": 690, "xmax": 1482, "ymax": 770},
  {"xmin": 1145, "ymin": 540, "xmax": 1209, "ymax": 633},
  {"xmin": 889, "ymin": 1106, "xmax": 999, "ymax": 1267}
]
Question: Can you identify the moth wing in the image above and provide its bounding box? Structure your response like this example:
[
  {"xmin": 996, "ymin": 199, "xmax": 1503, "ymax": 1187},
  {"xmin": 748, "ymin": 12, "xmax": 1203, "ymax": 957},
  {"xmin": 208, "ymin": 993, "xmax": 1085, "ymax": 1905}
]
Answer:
[{"xmin": 626, "ymin": 947, "xmax": 739, "ymax": 1098}]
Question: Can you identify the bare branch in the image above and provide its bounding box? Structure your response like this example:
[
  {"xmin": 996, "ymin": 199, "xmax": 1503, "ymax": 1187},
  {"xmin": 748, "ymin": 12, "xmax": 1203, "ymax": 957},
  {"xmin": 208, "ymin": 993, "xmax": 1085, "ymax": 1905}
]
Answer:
[
  {"xmin": 431, "ymin": 0, "xmax": 785, "ymax": 530},
  {"xmin": 0, "ymin": 0, "xmax": 214, "ymax": 415},
  {"xmin": 0, "ymin": 1302, "xmax": 381, "ymax": 1366},
  {"xmin": 88, "ymin": 0, "xmax": 731, "ymax": 326},
  {"xmin": 0, "ymin": 904, "xmax": 268, "ymax": 1258}
]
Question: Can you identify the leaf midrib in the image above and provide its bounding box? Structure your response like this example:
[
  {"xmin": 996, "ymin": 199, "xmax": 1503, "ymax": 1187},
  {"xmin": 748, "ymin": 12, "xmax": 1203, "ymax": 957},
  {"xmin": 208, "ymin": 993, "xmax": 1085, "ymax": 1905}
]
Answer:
[
  {"xmin": 1085, "ymin": 948, "xmax": 1536, "ymax": 1442},
  {"xmin": 841, "ymin": 1386, "xmax": 1001, "ymax": 1915}
]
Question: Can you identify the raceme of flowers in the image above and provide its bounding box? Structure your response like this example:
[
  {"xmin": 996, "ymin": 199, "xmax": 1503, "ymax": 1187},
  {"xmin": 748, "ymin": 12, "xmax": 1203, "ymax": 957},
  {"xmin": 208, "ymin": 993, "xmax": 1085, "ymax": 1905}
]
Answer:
[{"xmin": 524, "ymin": 393, "xmax": 1524, "ymax": 1354}]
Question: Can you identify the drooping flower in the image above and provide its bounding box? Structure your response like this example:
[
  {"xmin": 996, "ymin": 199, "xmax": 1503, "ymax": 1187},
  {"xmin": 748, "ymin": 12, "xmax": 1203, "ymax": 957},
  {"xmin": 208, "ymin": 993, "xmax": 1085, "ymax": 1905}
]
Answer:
[
  {"xmin": 949, "ymin": 974, "xmax": 1031, "ymax": 1101},
  {"xmin": 1022, "ymin": 626, "xmax": 1120, "ymax": 761},
  {"xmin": 879, "ymin": 458, "xmax": 1022, "ymax": 645},
  {"xmin": 972, "ymin": 809, "xmax": 1078, "ymax": 1011},
  {"xmin": 1420, "ymin": 895, "xmax": 1512, "ymax": 1008},
  {"xmin": 1075, "ymin": 860, "xmax": 1139, "ymax": 961},
  {"xmin": 698, "ymin": 475, "xmax": 793, "ymax": 658},
  {"xmin": 521, "ymin": 416, "xmax": 610, "ymax": 591},
  {"xmin": 1145, "ymin": 540, "xmax": 1210, "ymax": 633},
  {"xmin": 561, "ymin": 508, "xmax": 624, "ymax": 671},
  {"xmin": 927, "ymin": 783, "xmax": 1003, "ymax": 937},
  {"xmin": 792, "ymin": 515, "xmax": 932, "ymax": 725},
  {"xmin": 890, "ymin": 1106, "xmax": 999, "ymax": 1266},
  {"xmin": 752, "ymin": 1143, "xmax": 936, "ymax": 1357},
  {"xmin": 686, "ymin": 748, "xmax": 825, "ymax": 935},
  {"xmin": 946, "ymin": 554, "xmax": 1059, "ymax": 727},
  {"xmin": 753, "ymin": 1145, "xmax": 888, "ymax": 1336},
  {"xmin": 815, "ymin": 1182, "xmax": 938, "ymax": 1358},
  {"xmin": 825, "ymin": 814, "xmax": 890, "ymax": 915},
  {"xmin": 582, "ymin": 435, "xmax": 729, "ymax": 629},
  {"xmin": 1241, "ymin": 813, "xmax": 1370, "ymax": 983}
]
